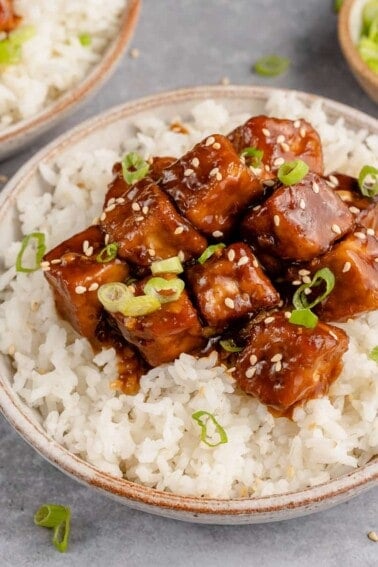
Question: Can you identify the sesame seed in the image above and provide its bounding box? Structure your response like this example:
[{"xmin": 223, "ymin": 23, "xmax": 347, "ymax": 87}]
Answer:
[
  {"xmin": 245, "ymin": 366, "xmax": 256, "ymax": 379},
  {"xmin": 304, "ymin": 288, "xmax": 312, "ymax": 295},
  {"xmin": 349, "ymin": 206, "xmax": 360, "ymax": 214},
  {"xmin": 265, "ymin": 164, "xmax": 271, "ymax": 172},
  {"xmin": 278, "ymin": 300, "xmax": 284, "ymax": 307},
  {"xmin": 342, "ymin": 261, "xmax": 352, "ymax": 273},
  {"xmin": 331, "ymin": 224, "xmax": 342, "ymax": 235},
  {"xmin": 104, "ymin": 234, "xmax": 110, "ymax": 245},
  {"xmin": 237, "ymin": 256, "xmax": 249, "ymax": 267},
  {"xmin": 178, "ymin": 251, "xmax": 185, "ymax": 262},
  {"xmin": 132, "ymin": 202, "xmax": 141, "ymax": 211},
  {"xmin": 262, "ymin": 128, "xmax": 271, "ymax": 137},
  {"xmin": 275, "ymin": 361, "xmax": 282, "ymax": 372},
  {"xmin": 302, "ymin": 276, "xmax": 311, "ymax": 284},
  {"xmin": 174, "ymin": 226, "xmax": 184, "ymax": 235},
  {"xmin": 367, "ymin": 228, "xmax": 375, "ymax": 236},
  {"xmin": 367, "ymin": 531, "xmax": 378, "ymax": 542},
  {"xmin": 224, "ymin": 297, "xmax": 235, "ymax": 309},
  {"xmin": 277, "ymin": 135, "xmax": 285, "ymax": 144},
  {"xmin": 216, "ymin": 172, "xmax": 223, "ymax": 181},
  {"xmin": 92, "ymin": 216, "xmax": 100, "ymax": 225},
  {"xmin": 212, "ymin": 230, "xmax": 223, "ymax": 238},
  {"xmin": 100, "ymin": 212, "xmax": 106, "ymax": 221},
  {"xmin": 273, "ymin": 214, "xmax": 280, "ymax": 226},
  {"xmin": 329, "ymin": 331, "xmax": 338, "ymax": 340},
  {"xmin": 41, "ymin": 266, "xmax": 51, "ymax": 272},
  {"xmin": 263, "ymin": 179, "xmax": 275, "ymax": 187},
  {"xmin": 220, "ymin": 76, "xmax": 230, "ymax": 85},
  {"xmin": 273, "ymin": 157, "xmax": 285, "ymax": 167},
  {"xmin": 312, "ymin": 182, "xmax": 320, "ymax": 194},
  {"xmin": 294, "ymin": 120, "xmax": 301, "ymax": 128},
  {"xmin": 264, "ymin": 316, "xmax": 275, "ymax": 324},
  {"xmin": 252, "ymin": 259, "xmax": 259, "ymax": 268},
  {"xmin": 135, "ymin": 216, "xmax": 144, "ymax": 222},
  {"xmin": 253, "ymin": 205, "xmax": 262, "ymax": 211},
  {"xmin": 209, "ymin": 167, "xmax": 219, "ymax": 177},
  {"xmin": 88, "ymin": 282, "xmax": 99, "ymax": 292},
  {"xmin": 75, "ymin": 285, "xmax": 86, "ymax": 294},
  {"xmin": 227, "ymin": 249, "xmax": 236, "ymax": 262},
  {"xmin": 329, "ymin": 175, "xmax": 339, "ymax": 186},
  {"xmin": 355, "ymin": 231, "xmax": 366, "ymax": 240},
  {"xmin": 142, "ymin": 205, "xmax": 149, "ymax": 215},
  {"xmin": 299, "ymin": 127, "xmax": 306, "ymax": 138},
  {"xmin": 105, "ymin": 203, "xmax": 116, "ymax": 212},
  {"xmin": 83, "ymin": 240, "xmax": 89, "ymax": 252},
  {"xmin": 284, "ymin": 311, "xmax": 291, "ymax": 318},
  {"xmin": 280, "ymin": 142, "xmax": 290, "ymax": 152},
  {"xmin": 50, "ymin": 258, "xmax": 62, "ymax": 265},
  {"xmin": 249, "ymin": 354, "xmax": 258, "ymax": 366},
  {"xmin": 107, "ymin": 197, "xmax": 115, "ymax": 206},
  {"xmin": 271, "ymin": 353, "xmax": 283, "ymax": 362},
  {"xmin": 213, "ymin": 142, "xmax": 221, "ymax": 150},
  {"xmin": 191, "ymin": 157, "xmax": 200, "ymax": 168},
  {"xmin": 116, "ymin": 197, "xmax": 125, "ymax": 204},
  {"xmin": 40, "ymin": 261, "xmax": 50, "ymax": 268},
  {"xmin": 184, "ymin": 168, "xmax": 194, "ymax": 177},
  {"xmin": 292, "ymin": 280, "xmax": 301, "ymax": 286},
  {"xmin": 298, "ymin": 269, "xmax": 310, "ymax": 276},
  {"xmin": 205, "ymin": 136, "xmax": 215, "ymax": 146},
  {"xmin": 85, "ymin": 246, "xmax": 94, "ymax": 257},
  {"xmin": 130, "ymin": 47, "xmax": 140, "ymax": 58}
]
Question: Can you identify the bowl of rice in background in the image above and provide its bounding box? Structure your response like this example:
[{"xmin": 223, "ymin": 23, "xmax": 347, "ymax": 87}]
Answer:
[
  {"xmin": 0, "ymin": 0, "xmax": 141, "ymax": 160},
  {"xmin": 0, "ymin": 85, "xmax": 377, "ymax": 524}
]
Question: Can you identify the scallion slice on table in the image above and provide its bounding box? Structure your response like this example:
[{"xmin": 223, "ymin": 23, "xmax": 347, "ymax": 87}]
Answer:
[
  {"xmin": 121, "ymin": 152, "xmax": 150, "ymax": 184},
  {"xmin": 151, "ymin": 256, "xmax": 183, "ymax": 275},
  {"xmin": 34, "ymin": 504, "xmax": 71, "ymax": 553},
  {"xmin": 97, "ymin": 282, "xmax": 134, "ymax": 313},
  {"xmin": 96, "ymin": 243, "xmax": 118, "ymax": 263},
  {"xmin": 198, "ymin": 243, "xmax": 225, "ymax": 264},
  {"xmin": 240, "ymin": 147, "xmax": 264, "ymax": 167},
  {"xmin": 143, "ymin": 276, "xmax": 185, "ymax": 303},
  {"xmin": 289, "ymin": 268, "xmax": 335, "ymax": 328},
  {"xmin": 15, "ymin": 232, "xmax": 46, "ymax": 273},
  {"xmin": 358, "ymin": 165, "xmax": 378, "ymax": 197},
  {"xmin": 192, "ymin": 411, "xmax": 228, "ymax": 447},
  {"xmin": 277, "ymin": 160, "xmax": 309, "ymax": 186},
  {"xmin": 253, "ymin": 55, "xmax": 290, "ymax": 77}
]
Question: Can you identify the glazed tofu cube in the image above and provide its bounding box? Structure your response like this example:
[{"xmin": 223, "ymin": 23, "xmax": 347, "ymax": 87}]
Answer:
[
  {"xmin": 234, "ymin": 312, "xmax": 348, "ymax": 413},
  {"xmin": 101, "ymin": 178, "xmax": 207, "ymax": 267},
  {"xmin": 43, "ymin": 225, "xmax": 129, "ymax": 348},
  {"xmin": 329, "ymin": 172, "xmax": 378, "ymax": 232},
  {"xmin": 112, "ymin": 276, "xmax": 205, "ymax": 366},
  {"xmin": 228, "ymin": 115, "xmax": 323, "ymax": 176},
  {"xmin": 242, "ymin": 172, "xmax": 354, "ymax": 262},
  {"xmin": 160, "ymin": 134, "xmax": 260, "ymax": 237},
  {"xmin": 305, "ymin": 231, "xmax": 378, "ymax": 322},
  {"xmin": 186, "ymin": 243, "xmax": 280, "ymax": 328}
]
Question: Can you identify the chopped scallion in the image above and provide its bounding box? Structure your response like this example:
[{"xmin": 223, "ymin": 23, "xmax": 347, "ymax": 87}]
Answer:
[
  {"xmin": 96, "ymin": 243, "xmax": 118, "ymax": 263},
  {"xmin": 79, "ymin": 33, "xmax": 92, "ymax": 47},
  {"xmin": 253, "ymin": 55, "xmax": 290, "ymax": 77},
  {"xmin": 289, "ymin": 308, "xmax": 318, "ymax": 329},
  {"xmin": 121, "ymin": 152, "xmax": 149, "ymax": 185},
  {"xmin": 292, "ymin": 267, "xmax": 335, "ymax": 310},
  {"xmin": 192, "ymin": 410, "xmax": 228, "ymax": 447},
  {"xmin": 143, "ymin": 276, "xmax": 185, "ymax": 303},
  {"xmin": 198, "ymin": 243, "xmax": 225, "ymax": 265},
  {"xmin": 240, "ymin": 147, "xmax": 264, "ymax": 168},
  {"xmin": 118, "ymin": 294, "xmax": 161, "ymax": 316},
  {"xmin": 97, "ymin": 282, "xmax": 134, "ymax": 313},
  {"xmin": 277, "ymin": 159, "xmax": 309, "ymax": 186},
  {"xmin": 34, "ymin": 504, "xmax": 71, "ymax": 553},
  {"xmin": 16, "ymin": 232, "xmax": 46, "ymax": 273},
  {"xmin": 151, "ymin": 256, "xmax": 183, "ymax": 275},
  {"xmin": 368, "ymin": 345, "xmax": 378, "ymax": 362},
  {"xmin": 219, "ymin": 339, "xmax": 243, "ymax": 353},
  {"xmin": 358, "ymin": 165, "xmax": 378, "ymax": 197}
]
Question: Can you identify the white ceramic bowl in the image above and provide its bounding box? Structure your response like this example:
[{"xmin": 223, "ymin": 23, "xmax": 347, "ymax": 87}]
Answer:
[
  {"xmin": 0, "ymin": 0, "xmax": 141, "ymax": 161},
  {"xmin": 0, "ymin": 86, "xmax": 377, "ymax": 524}
]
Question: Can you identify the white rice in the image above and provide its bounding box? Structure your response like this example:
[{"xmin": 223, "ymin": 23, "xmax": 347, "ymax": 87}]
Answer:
[
  {"xmin": 0, "ymin": 0, "xmax": 126, "ymax": 130},
  {"xmin": 0, "ymin": 94, "xmax": 377, "ymax": 499}
]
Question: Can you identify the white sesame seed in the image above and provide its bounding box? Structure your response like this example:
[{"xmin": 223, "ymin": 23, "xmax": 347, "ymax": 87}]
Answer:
[
  {"xmin": 100, "ymin": 212, "xmax": 106, "ymax": 221},
  {"xmin": 107, "ymin": 197, "xmax": 115, "ymax": 206},
  {"xmin": 83, "ymin": 240, "xmax": 89, "ymax": 252},
  {"xmin": 105, "ymin": 203, "xmax": 116, "ymax": 212},
  {"xmin": 227, "ymin": 249, "xmax": 236, "ymax": 262},
  {"xmin": 142, "ymin": 205, "xmax": 149, "ymax": 215},
  {"xmin": 237, "ymin": 256, "xmax": 249, "ymax": 267},
  {"xmin": 292, "ymin": 280, "xmax": 301, "ymax": 286},
  {"xmin": 342, "ymin": 261, "xmax": 352, "ymax": 273},
  {"xmin": 299, "ymin": 199, "xmax": 306, "ymax": 210},
  {"xmin": 302, "ymin": 276, "xmax": 311, "ymax": 284},
  {"xmin": 304, "ymin": 288, "xmax": 312, "ymax": 295},
  {"xmin": 271, "ymin": 353, "xmax": 283, "ymax": 362},
  {"xmin": 277, "ymin": 135, "xmax": 285, "ymax": 144},
  {"xmin": 329, "ymin": 175, "xmax": 339, "ymax": 186},
  {"xmin": 249, "ymin": 354, "xmax": 258, "ymax": 366},
  {"xmin": 148, "ymin": 248, "xmax": 156, "ymax": 257},
  {"xmin": 298, "ymin": 269, "xmax": 310, "ymax": 276},
  {"xmin": 41, "ymin": 266, "xmax": 51, "ymax": 272},
  {"xmin": 205, "ymin": 136, "xmax": 215, "ymax": 146},
  {"xmin": 273, "ymin": 157, "xmax": 285, "ymax": 167},
  {"xmin": 245, "ymin": 366, "xmax": 256, "ymax": 379},
  {"xmin": 209, "ymin": 167, "xmax": 219, "ymax": 177},
  {"xmin": 349, "ymin": 206, "xmax": 360, "ymax": 214},
  {"xmin": 50, "ymin": 258, "xmax": 62, "ymax": 265},
  {"xmin": 191, "ymin": 157, "xmax": 200, "ymax": 168},
  {"xmin": 174, "ymin": 226, "xmax": 184, "ymax": 235},
  {"xmin": 264, "ymin": 316, "xmax": 275, "ymax": 324},
  {"xmin": 367, "ymin": 228, "xmax": 375, "ymax": 236},
  {"xmin": 85, "ymin": 246, "xmax": 94, "ymax": 257},
  {"xmin": 213, "ymin": 142, "xmax": 221, "ymax": 150},
  {"xmin": 116, "ymin": 197, "xmax": 125, "ymax": 204},
  {"xmin": 312, "ymin": 182, "xmax": 320, "ymax": 194},
  {"xmin": 224, "ymin": 297, "xmax": 235, "ymax": 309},
  {"xmin": 263, "ymin": 179, "xmax": 275, "ymax": 187},
  {"xmin": 88, "ymin": 282, "xmax": 99, "ymax": 292},
  {"xmin": 299, "ymin": 127, "xmax": 306, "ymax": 138},
  {"xmin": 135, "ymin": 216, "xmax": 144, "ymax": 222},
  {"xmin": 40, "ymin": 261, "xmax": 50, "ymax": 268},
  {"xmin": 329, "ymin": 331, "xmax": 338, "ymax": 340},
  {"xmin": 184, "ymin": 168, "xmax": 194, "ymax": 177},
  {"xmin": 275, "ymin": 361, "xmax": 282, "ymax": 372},
  {"xmin": 278, "ymin": 300, "xmax": 284, "ymax": 307},
  {"xmin": 273, "ymin": 214, "xmax": 280, "ymax": 226},
  {"xmin": 284, "ymin": 311, "xmax": 291, "ymax": 318},
  {"xmin": 132, "ymin": 202, "xmax": 141, "ymax": 211},
  {"xmin": 331, "ymin": 223, "xmax": 342, "ymax": 235},
  {"xmin": 178, "ymin": 251, "xmax": 185, "ymax": 262},
  {"xmin": 252, "ymin": 259, "xmax": 259, "ymax": 268},
  {"xmin": 104, "ymin": 234, "xmax": 110, "ymax": 245},
  {"xmin": 216, "ymin": 172, "xmax": 223, "ymax": 181},
  {"xmin": 253, "ymin": 205, "xmax": 262, "ymax": 211},
  {"xmin": 280, "ymin": 142, "xmax": 290, "ymax": 152},
  {"xmin": 262, "ymin": 128, "xmax": 271, "ymax": 137},
  {"xmin": 355, "ymin": 231, "xmax": 366, "ymax": 240},
  {"xmin": 294, "ymin": 120, "xmax": 301, "ymax": 128},
  {"xmin": 265, "ymin": 164, "xmax": 271, "ymax": 172},
  {"xmin": 212, "ymin": 230, "xmax": 223, "ymax": 238},
  {"xmin": 75, "ymin": 285, "xmax": 86, "ymax": 294}
]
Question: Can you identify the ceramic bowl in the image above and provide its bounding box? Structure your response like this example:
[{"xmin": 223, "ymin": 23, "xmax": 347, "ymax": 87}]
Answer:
[
  {"xmin": 0, "ymin": 86, "xmax": 377, "ymax": 524},
  {"xmin": 0, "ymin": 0, "xmax": 141, "ymax": 161},
  {"xmin": 338, "ymin": 0, "xmax": 378, "ymax": 103}
]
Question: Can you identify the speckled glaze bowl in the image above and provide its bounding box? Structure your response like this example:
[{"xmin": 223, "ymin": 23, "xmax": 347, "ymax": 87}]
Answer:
[
  {"xmin": 0, "ymin": 0, "xmax": 141, "ymax": 161},
  {"xmin": 0, "ymin": 86, "xmax": 377, "ymax": 524},
  {"xmin": 338, "ymin": 0, "xmax": 378, "ymax": 103}
]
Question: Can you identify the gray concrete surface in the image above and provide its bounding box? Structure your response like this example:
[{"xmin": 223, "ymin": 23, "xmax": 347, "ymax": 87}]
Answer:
[{"xmin": 0, "ymin": 1, "xmax": 377, "ymax": 565}]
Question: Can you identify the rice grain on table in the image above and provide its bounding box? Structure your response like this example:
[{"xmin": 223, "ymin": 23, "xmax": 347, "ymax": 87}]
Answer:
[{"xmin": 0, "ymin": 95, "xmax": 377, "ymax": 499}]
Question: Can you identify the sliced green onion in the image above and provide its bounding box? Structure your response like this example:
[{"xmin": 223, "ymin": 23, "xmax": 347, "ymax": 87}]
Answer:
[
  {"xmin": 292, "ymin": 267, "xmax": 335, "ymax": 310},
  {"xmin": 219, "ymin": 339, "xmax": 243, "ymax": 353},
  {"xmin": 96, "ymin": 243, "xmax": 118, "ymax": 263},
  {"xmin": 34, "ymin": 504, "xmax": 71, "ymax": 553},
  {"xmin": 240, "ymin": 147, "xmax": 264, "ymax": 168},
  {"xmin": 198, "ymin": 243, "xmax": 225, "ymax": 265},
  {"xmin": 151, "ymin": 256, "xmax": 183, "ymax": 275},
  {"xmin": 289, "ymin": 308, "xmax": 318, "ymax": 329},
  {"xmin": 0, "ymin": 26, "xmax": 36, "ymax": 65},
  {"xmin": 97, "ymin": 282, "xmax": 134, "ymax": 313},
  {"xmin": 253, "ymin": 55, "xmax": 290, "ymax": 77},
  {"xmin": 368, "ymin": 345, "xmax": 378, "ymax": 362},
  {"xmin": 79, "ymin": 33, "xmax": 92, "ymax": 47},
  {"xmin": 277, "ymin": 159, "xmax": 309, "ymax": 185},
  {"xmin": 358, "ymin": 165, "xmax": 378, "ymax": 197},
  {"xmin": 16, "ymin": 232, "xmax": 46, "ymax": 273},
  {"xmin": 121, "ymin": 152, "xmax": 149, "ymax": 185},
  {"xmin": 192, "ymin": 410, "xmax": 228, "ymax": 447},
  {"xmin": 10, "ymin": 26, "xmax": 36, "ymax": 45},
  {"xmin": 143, "ymin": 276, "xmax": 185, "ymax": 303},
  {"xmin": 334, "ymin": 0, "xmax": 344, "ymax": 13},
  {"xmin": 119, "ymin": 294, "xmax": 161, "ymax": 316},
  {"xmin": 362, "ymin": 1, "xmax": 378, "ymax": 34}
]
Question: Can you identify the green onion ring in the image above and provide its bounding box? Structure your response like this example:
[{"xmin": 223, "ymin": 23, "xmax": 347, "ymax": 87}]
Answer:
[
  {"xmin": 219, "ymin": 339, "xmax": 243, "ymax": 353},
  {"xmin": 277, "ymin": 160, "xmax": 309, "ymax": 185},
  {"xmin": 97, "ymin": 282, "xmax": 134, "ymax": 313},
  {"xmin": 79, "ymin": 33, "xmax": 92, "ymax": 47},
  {"xmin": 118, "ymin": 295, "xmax": 161, "ymax": 317},
  {"xmin": 358, "ymin": 165, "xmax": 378, "ymax": 197},
  {"xmin": 16, "ymin": 232, "xmax": 46, "ymax": 273},
  {"xmin": 253, "ymin": 55, "xmax": 290, "ymax": 77},
  {"xmin": 96, "ymin": 243, "xmax": 118, "ymax": 263},
  {"xmin": 143, "ymin": 276, "xmax": 185, "ymax": 303},
  {"xmin": 198, "ymin": 243, "xmax": 225, "ymax": 265},
  {"xmin": 368, "ymin": 345, "xmax": 378, "ymax": 362},
  {"xmin": 151, "ymin": 256, "xmax": 183, "ymax": 275},
  {"xmin": 34, "ymin": 504, "xmax": 71, "ymax": 553},
  {"xmin": 292, "ymin": 267, "xmax": 335, "ymax": 310},
  {"xmin": 192, "ymin": 410, "xmax": 228, "ymax": 447},
  {"xmin": 121, "ymin": 152, "xmax": 149, "ymax": 185}
]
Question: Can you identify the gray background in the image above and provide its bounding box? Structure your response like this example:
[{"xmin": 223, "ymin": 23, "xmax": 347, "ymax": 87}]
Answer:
[{"xmin": 0, "ymin": 1, "xmax": 377, "ymax": 565}]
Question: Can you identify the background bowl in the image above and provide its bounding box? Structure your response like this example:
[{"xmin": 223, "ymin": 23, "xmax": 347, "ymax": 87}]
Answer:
[
  {"xmin": 0, "ymin": 0, "xmax": 141, "ymax": 161},
  {"xmin": 0, "ymin": 85, "xmax": 377, "ymax": 524},
  {"xmin": 338, "ymin": 0, "xmax": 378, "ymax": 103}
]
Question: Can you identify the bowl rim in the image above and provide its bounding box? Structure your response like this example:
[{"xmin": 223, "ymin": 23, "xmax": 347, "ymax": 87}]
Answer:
[
  {"xmin": 0, "ymin": 84, "xmax": 377, "ymax": 521},
  {"xmin": 338, "ymin": 0, "xmax": 378, "ymax": 86},
  {"xmin": 0, "ymin": 0, "xmax": 141, "ymax": 147}
]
